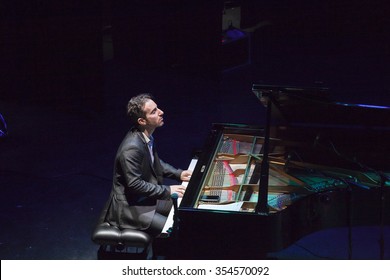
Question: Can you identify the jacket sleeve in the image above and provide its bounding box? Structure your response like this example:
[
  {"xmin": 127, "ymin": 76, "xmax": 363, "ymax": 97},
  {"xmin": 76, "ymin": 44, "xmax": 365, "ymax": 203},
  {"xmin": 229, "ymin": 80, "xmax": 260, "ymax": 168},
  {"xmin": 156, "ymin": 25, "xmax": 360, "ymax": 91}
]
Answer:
[{"xmin": 159, "ymin": 159, "xmax": 183, "ymax": 181}]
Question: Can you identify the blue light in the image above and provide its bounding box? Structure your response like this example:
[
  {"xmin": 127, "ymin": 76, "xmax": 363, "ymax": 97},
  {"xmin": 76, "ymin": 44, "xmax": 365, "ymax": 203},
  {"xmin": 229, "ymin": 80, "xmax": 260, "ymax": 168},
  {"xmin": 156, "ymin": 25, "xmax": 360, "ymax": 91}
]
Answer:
[{"xmin": 336, "ymin": 102, "xmax": 390, "ymax": 110}]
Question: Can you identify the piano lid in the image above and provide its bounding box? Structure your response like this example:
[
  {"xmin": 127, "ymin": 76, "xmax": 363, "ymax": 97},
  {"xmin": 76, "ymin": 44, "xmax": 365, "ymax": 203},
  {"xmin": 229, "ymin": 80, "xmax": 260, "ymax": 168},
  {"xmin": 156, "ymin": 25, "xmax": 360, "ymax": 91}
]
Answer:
[{"xmin": 252, "ymin": 84, "xmax": 390, "ymax": 131}]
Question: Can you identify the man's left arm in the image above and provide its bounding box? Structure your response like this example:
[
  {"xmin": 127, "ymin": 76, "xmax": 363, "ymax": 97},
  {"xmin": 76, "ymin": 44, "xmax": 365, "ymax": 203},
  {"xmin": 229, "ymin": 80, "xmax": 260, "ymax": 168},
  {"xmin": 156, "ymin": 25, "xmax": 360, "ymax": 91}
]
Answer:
[{"xmin": 159, "ymin": 159, "xmax": 183, "ymax": 181}]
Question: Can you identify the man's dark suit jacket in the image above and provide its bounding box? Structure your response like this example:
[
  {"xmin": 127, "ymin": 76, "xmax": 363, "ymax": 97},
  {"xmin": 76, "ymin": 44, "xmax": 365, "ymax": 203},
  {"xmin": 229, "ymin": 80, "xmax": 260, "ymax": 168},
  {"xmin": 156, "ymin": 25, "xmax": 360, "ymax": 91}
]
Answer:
[{"xmin": 105, "ymin": 128, "xmax": 183, "ymax": 233}]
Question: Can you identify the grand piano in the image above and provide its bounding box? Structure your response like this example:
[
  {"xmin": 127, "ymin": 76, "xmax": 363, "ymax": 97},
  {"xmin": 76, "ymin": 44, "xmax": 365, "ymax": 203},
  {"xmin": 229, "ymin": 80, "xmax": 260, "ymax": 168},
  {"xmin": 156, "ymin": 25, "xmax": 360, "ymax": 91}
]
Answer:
[{"xmin": 155, "ymin": 84, "xmax": 390, "ymax": 259}]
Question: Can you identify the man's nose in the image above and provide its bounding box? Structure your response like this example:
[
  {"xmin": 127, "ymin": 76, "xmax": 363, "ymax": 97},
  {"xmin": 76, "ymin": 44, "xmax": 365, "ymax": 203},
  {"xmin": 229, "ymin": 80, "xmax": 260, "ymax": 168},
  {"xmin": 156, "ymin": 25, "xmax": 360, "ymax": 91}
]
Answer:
[{"xmin": 159, "ymin": 109, "xmax": 164, "ymax": 115}]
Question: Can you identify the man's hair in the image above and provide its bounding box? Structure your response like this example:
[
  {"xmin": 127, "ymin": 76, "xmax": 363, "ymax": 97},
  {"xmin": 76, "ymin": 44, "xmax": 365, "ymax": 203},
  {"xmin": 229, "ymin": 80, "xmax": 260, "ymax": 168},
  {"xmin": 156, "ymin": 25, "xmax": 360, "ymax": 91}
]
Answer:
[{"xmin": 127, "ymin": 93, "xmax": 153, "ymax": 126}]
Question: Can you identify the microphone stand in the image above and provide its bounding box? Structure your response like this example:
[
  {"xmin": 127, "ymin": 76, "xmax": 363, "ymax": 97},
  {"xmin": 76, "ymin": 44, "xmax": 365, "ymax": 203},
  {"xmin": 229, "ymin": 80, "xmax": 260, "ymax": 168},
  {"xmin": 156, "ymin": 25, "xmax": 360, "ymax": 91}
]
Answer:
[
  {"xmin": 379, "ymin": 172, "xmax": 389, "ymax": 260},
  {"xmin": 321, "ymin": 138, "xmax": 388, "ymax": 259},
  {"xmin": 170, "ymin": 193, "xmax": 179, "ymax": 238},
  {"xmin": 345, "ymin": 168, "xmax": 387, "ymax": 260}
]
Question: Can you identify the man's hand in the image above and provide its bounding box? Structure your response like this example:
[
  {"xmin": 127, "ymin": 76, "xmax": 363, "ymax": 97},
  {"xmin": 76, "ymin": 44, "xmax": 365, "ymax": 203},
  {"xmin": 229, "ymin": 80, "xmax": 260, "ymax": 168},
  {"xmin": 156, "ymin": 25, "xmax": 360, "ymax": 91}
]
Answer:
[
  {"xmin": 170, "ymin": 185, "xmax": 187, "ymax": 197},
  {"xmin": 180, "ymin": 170, "xmax": 192, "ymax": 182}
]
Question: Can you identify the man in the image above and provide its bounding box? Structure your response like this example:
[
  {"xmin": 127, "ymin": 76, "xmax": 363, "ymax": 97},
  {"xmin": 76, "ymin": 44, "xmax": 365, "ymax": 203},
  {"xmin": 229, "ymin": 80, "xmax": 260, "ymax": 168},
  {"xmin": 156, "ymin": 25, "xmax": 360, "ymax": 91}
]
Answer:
[{"xmin": 105, "ymin": 93, "xmax": 192, "ymax": 236}]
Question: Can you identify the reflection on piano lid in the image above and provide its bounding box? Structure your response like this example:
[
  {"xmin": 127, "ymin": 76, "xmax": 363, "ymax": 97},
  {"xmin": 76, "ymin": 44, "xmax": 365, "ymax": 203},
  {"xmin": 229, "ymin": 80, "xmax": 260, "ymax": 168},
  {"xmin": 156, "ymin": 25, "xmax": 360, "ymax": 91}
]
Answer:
[
  {"xmin": 252, "ymin": 84, "xmax": 390, "ymax": 171},
  {"xmin": 252, "ymin": 83, "xmax": 390, "ymax": 129}
]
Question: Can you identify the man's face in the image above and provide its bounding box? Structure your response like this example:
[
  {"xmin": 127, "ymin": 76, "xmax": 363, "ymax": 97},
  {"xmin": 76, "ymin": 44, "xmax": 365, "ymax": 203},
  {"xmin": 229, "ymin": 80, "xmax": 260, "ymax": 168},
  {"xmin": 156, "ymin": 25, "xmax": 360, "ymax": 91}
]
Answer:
[{"xmin": 141, "ymin": 99, "xmax": 164, "ymax": 129}]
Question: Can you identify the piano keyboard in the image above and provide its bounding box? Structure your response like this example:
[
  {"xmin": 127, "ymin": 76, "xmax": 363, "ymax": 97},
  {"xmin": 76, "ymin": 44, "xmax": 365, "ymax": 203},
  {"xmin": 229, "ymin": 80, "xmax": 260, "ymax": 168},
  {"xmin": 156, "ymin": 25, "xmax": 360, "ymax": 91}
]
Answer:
[{"xmin": 162, "ymin": 159, "xmax": 198, "ymax": 233}]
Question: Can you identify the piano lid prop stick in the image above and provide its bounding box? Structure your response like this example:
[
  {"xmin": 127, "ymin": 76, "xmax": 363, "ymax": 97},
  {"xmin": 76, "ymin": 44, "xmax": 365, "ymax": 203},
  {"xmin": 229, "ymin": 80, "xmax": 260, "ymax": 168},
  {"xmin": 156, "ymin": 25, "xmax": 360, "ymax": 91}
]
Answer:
[{"xmin": 255, "ymin": 91, "xmax": 273, "ymax": 215}]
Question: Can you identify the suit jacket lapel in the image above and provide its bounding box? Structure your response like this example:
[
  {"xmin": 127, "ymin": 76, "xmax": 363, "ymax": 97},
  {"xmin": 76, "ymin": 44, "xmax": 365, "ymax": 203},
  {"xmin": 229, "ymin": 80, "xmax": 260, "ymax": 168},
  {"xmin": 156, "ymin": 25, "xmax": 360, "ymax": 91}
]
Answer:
[
  {"xmin": 151, "ymin": 142, "xmax": 164, "ymax": 183},
  {"xmin": 135, "ymin": 130, "xmax": 158, "ymax": 177}
]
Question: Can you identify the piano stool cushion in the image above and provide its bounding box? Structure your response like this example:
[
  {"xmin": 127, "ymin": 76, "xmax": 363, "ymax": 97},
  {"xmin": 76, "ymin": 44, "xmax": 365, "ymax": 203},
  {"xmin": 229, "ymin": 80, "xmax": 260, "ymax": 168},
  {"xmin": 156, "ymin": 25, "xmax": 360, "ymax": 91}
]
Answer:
[
  {"xmin": 92, "ymin": 222, "xmax": 152, "ymax": 251},
  {"xmin": 91, "ymin": 193, "xmax": 153, "ymax": 258}
]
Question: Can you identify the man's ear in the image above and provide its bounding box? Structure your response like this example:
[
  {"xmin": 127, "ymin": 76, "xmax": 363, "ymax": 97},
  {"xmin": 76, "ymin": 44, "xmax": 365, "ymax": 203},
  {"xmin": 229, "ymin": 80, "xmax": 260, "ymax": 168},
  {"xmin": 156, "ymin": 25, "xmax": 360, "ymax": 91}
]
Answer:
[{"xmin": 138, "ymin": 117, "xmax": 146, "ymax": 126}]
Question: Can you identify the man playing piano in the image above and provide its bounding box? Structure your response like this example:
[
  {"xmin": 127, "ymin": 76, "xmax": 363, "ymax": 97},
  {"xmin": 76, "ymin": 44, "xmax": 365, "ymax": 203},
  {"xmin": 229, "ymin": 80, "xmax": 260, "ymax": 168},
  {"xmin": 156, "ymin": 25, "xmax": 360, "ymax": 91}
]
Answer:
[{"xmin": 105, "ymin": 93, "xmax": 192, "ymax": 236}]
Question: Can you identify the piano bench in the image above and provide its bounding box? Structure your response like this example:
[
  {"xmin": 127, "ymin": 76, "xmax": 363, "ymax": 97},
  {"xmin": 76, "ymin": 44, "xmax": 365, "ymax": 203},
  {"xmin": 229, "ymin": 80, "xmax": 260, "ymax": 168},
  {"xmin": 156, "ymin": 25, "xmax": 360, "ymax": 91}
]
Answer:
[{"xmin": 92, "ymin": 222, "xmax": 152, "ymax": 259}]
